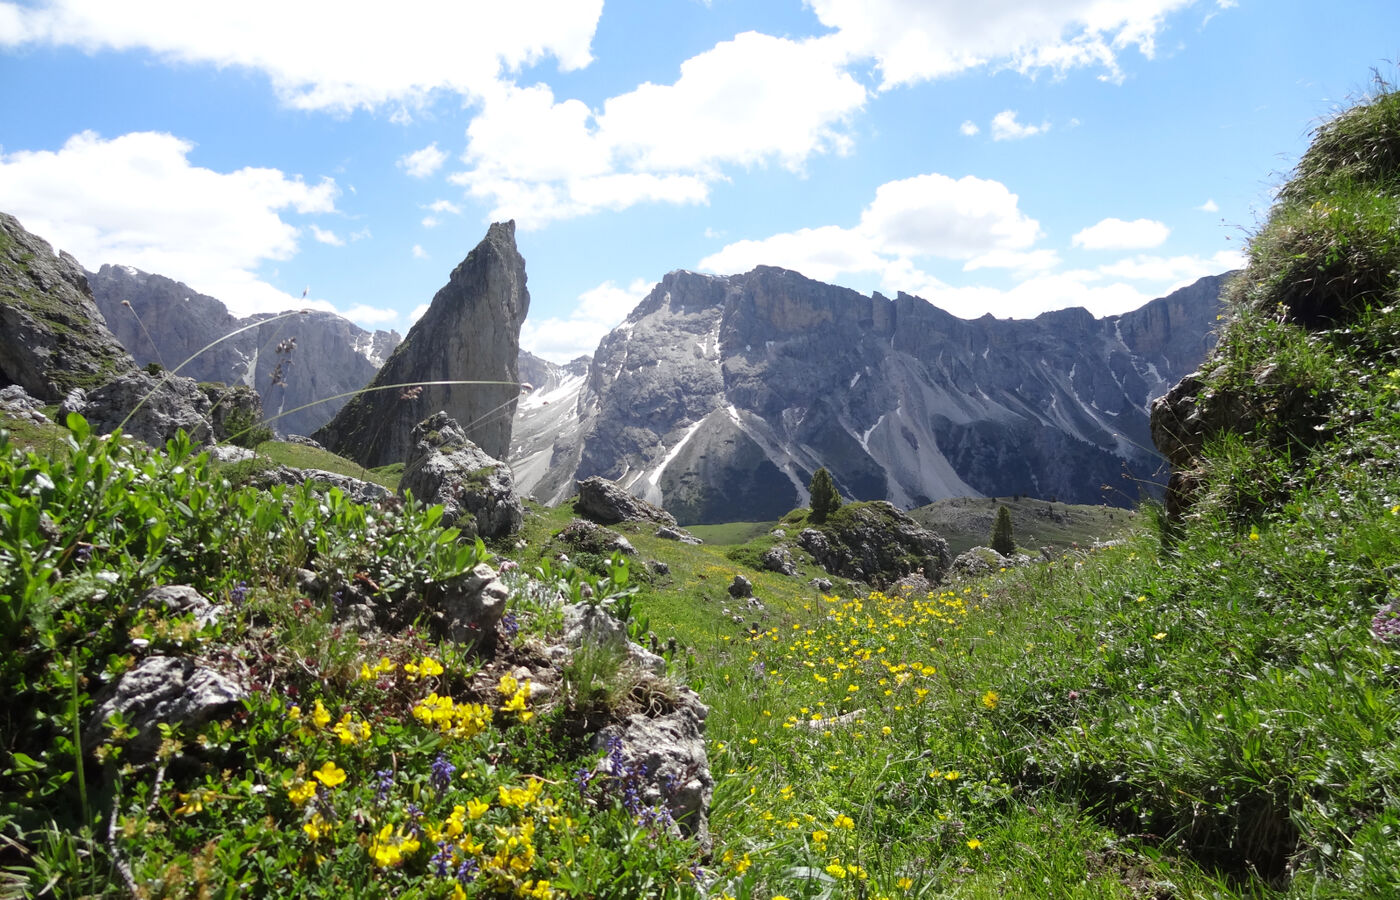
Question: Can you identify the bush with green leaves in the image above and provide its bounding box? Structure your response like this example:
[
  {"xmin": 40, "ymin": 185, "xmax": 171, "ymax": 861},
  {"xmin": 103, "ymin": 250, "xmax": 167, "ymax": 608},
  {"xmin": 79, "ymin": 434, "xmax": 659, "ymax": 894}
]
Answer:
[{"xmin": 808, "ymin": 467, "xmax": 841, "ymax": 524}]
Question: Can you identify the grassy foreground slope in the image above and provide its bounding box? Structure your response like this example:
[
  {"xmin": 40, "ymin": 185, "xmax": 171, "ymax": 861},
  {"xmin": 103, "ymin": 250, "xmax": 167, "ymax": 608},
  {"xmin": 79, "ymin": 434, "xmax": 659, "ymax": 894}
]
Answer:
[{"xmin": 2, "ymin": 80, "xmax": 1400, "ymax": 899}]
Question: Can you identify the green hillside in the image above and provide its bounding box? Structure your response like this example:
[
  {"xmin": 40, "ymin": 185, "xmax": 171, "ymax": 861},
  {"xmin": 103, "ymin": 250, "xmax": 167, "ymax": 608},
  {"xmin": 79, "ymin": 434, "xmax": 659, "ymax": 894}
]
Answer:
[
  {"xmin": 908, "ymin": 496, "xmax": 1135, "ymax": 556},
  {"xmin": 4, "ymin": 79, "xmax": 1400, "ymax": 898}
]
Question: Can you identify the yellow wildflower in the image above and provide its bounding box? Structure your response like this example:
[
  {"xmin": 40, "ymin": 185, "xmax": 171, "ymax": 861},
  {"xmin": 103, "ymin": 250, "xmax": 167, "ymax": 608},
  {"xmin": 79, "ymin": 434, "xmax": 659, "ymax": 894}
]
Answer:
[
  {"xmin": 312, "ymin": 761, "xmax": 346, "ymax": 788},
  {"xmin": 967, "ymin": 838, "xmax": 982, "ymax": 850},
  {"xmin": 833, "ymin": 814, "xmax": 854, "ymax": 829},
  {"xmin": 287, "ymin": 780, "xmax": 317, "ymax": 806},
  {"xmin": 303, "ymin": 814, "xmax": 330, "ymax": 841},
  {"xmin": 981, "ymin": 689, "xmax": 999, "ymax": 709},
  {"xmin": 311, "ymin": 698, "xmax": 331, "ymax": 729}
]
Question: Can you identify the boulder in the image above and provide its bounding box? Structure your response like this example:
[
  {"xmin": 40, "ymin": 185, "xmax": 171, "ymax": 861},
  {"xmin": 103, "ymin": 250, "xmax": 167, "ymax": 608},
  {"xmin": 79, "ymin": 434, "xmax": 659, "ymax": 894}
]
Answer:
[
  {"xmin": 398, "ymin": 412, "xmax": 523, "ymax": 540},
  {"xmin": 727, "ymin": 574, "xmax": 753, "ymax": 598},
  {"xmin": 554, "ymin": 518, "xmax": 637, "ymax": 557},
  {"xmin": 654, "ymin": 525, "xmax": 703, "ymax": 545},
  {"xmin": 946, "ymin": 546, "xmax": 1011, "ymax": 582},
  {"xmin": 140, "ymin": 585, "xmax": 225, "ymax": 630},
  {"xmin": 85, "ymin": 656, "xmax": 246, "ymax": 758},
  {"xmin": 0, "ymin": 385, "xmax": 50, "ymax": 426},
  {"xmin": 425, "ymin": 563, "xmax": 510, "ymax": 652},
  {"xmin": 796, "ymin": 502, "xmax": 951, "ymax": 587},
  {"xmin": 575, "ymin": 476, "xmax": 677, "ymax": 526},
  {"xmin": 59, "ymin": 369, "xmax": 216, "ymax": 446},
  {"xmin": 760, "ymin": 545, "xmax": 799, "ymax": 576}
]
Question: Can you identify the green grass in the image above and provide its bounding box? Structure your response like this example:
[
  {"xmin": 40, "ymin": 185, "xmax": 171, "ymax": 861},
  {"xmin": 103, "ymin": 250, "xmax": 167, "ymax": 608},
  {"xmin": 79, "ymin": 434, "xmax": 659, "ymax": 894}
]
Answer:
[
  {"xmin": 909, "ymin": 496, "xmax": 1136, "ymax": 556},
  {"xmin": 686, "ymin": 521, "xmax": 777, "ymax": 546},
  {"xmin": 246, "ymin": 439, "xmax": 402, "ymax": 490}
]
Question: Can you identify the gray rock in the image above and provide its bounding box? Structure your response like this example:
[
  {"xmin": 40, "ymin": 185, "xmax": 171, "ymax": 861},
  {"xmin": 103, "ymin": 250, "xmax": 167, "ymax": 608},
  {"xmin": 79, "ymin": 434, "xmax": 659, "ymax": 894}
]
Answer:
[
  {"xmin": 315, "ymin": 221, "xmax": 529, "ymax": 467},
  {"xmin": 398, "ymin": 412, "xmax": 523, "ymax": 540},
  {"xmin": 209, "ymin": 444, "xmax": 255, "ymax": 463},
  {"xmin": 650, "ymin": 560, "xmax": 670, "ymax": 576},
  {"xmin": 760, "ymin": 545, "xmax": 799, "ymax": 576},
  {"xmin": 727, "ymin": 574, "xmax": 753, "ymax": 598},
  {"xmin": 561, "ymin": 603, "xmax": 665, "ymax": 675},
  {"xmin": 797, "ymin": 502, "xmax": 951, "ymax": 587},
  {"xmin": 809, "ymin": 577, "xmax": 833, "ymax": 592},
  {"xmin": 426, "ymin": 562, "xmax": 509, "ymax": 652},
  {"xmin": 283, "ymin": 434, "xmax": 326, "ymax": 450},
  {"xmin": 140, "ymin": 585, "xmax": 225, "ymax": 629},
  {"xmin": 85, "ymin": 656, "xmax": 246, "ymax": 757},
  {"xmin": 247, "ymin": 464, "xmax": 393, "ymax": 507},
  {"xmin": 575, "ymin": 476, "xmax": 677, "ymax": 526},
  {"xmin": 88, "ymin": 264, "xmax": 401, "ymax": 438},
  {"xmin": 654, "ymin": 525, "xmax": 703, "ymax": 545},
  {"xmin": 594, "ymin": 691, "xmax": 713, "ymax": 847},
  {"xmin": 0, "ymin": 385, "xmax": 51, "ymax": 425},
  {"xmin": 59, "ymin": 369, "xmax": 216, "ymax": 446},
  {"xmin": 0, "ymin": 212, "xmax": 137, "ymax": 403},
  {"xmin": 946, "ymin": 546, "xmax": 1010, "ymax": 582}
]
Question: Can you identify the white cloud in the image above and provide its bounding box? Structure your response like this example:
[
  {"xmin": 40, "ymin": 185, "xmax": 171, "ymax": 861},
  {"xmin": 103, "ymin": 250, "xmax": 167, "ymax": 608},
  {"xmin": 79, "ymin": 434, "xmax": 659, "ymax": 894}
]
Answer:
[
  {"xmin": 421, "ymin": 216, "xmax": 439, "ymax": 229},
  {"xmin": 427, "ymin": 199, "xmax": 461, "ymax": 214},
  {"xmin": 959, "ymin": 120, "xmax": 980, "ymax": 136},
  {"xmin": 1198, "ymin": 198, "xmax": 1219, "ymax": 212},
  {"xmin": 1072, "ymin": 217, "xmax": 1171, "ymax": 250},
  {"xmin": 990, "ymin": 110, "xmax": 1048, "ymax": 141},
  {"xmin": 408, "ymin": 303, "xmax": 430, "ymax": 323},
  {"xmin": 341, "ymin": 303, "xmax": 400, "ymax": 325},
  {"xmin": 520, "ymin": 278, "xmax": 651, "ymax": 362},
  {"xmin": 310, "ymin": 224, "xmax": 344, "ymax": 246},
  {"xmin": 0, "ymin": 130, "xmax": 338, "ymax": 316},
  {"xmin": 1097, "ymin": 249, "xmax": 1243, "ymax": 281},
  {"xmin": 700, "ymin": 172, "xmax": 1040, "ymax": 281},
  {"xmin": 451, "ymin": 32, "xmax": 865, "ymax": 226},
  {"xmin": 412, "ymin": 244, "xmax": 428, "ymax": 259},
  {"xmin": 964, "ymin": 248, "xmax": 1061, "ymax": 273},
  {"xmin": 0, "ymin": 0, "xmax": 606, "ymax": 112},
  {"xmin": 399, "ymin": 143, "xmax": 448, "ymax": 179},
  {"xmin": 806, "ymin": 0, "xmax": 1194, "ymax": 87}
]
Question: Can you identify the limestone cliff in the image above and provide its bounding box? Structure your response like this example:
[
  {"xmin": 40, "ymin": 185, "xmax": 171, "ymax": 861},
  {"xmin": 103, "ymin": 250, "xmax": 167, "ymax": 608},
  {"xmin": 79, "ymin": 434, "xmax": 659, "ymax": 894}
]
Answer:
[
  {"xmin": 315, "ymin": 222, "xmax": 530, "ymax": 467},
  {"xmin": 0, "ymin": 212, "xmax": 136, "ymax": 400},
  {"xmin": 512, "ymin": 267, "xmax": 1227, "ymax": 525}
]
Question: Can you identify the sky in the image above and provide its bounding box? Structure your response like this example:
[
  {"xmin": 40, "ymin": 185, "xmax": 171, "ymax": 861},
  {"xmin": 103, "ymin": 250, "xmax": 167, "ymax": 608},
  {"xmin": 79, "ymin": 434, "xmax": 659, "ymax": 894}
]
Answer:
[{"xmin": 1, "ymin": 2, "xmax": 1397, "ymax": 364}]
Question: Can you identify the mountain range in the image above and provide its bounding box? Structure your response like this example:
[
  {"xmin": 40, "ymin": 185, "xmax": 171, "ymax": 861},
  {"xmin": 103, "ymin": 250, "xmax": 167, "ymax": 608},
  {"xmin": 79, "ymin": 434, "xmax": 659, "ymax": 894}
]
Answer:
[{"xmin": 511, "ymin": 267, "xmax": 1227, "ymax": 524}]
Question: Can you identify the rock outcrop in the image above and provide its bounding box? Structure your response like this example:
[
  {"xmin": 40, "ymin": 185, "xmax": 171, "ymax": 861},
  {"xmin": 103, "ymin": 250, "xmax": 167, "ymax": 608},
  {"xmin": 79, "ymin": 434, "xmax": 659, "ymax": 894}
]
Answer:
[
  {"xmin": 513, "ymin": 267, "xmax": 1228, "ymax": 524},
  {"xmin": 0, "ymin": 212, "xmax": 136, "ymax": 401},
  {"xmin": 59, "ymin": 369, "xmax": 219, "ymax": 446},
  {"xmin": 796, "ymin": 501, "xmax": 951, "ymax": 587},
  {"xmin": 575, "ymin": 476, "xmax": 678, "ymax": 526},
  {"xmin": 315, "ymin": 222, "xmax": 530, "ymax": 468},
  {"xmin": 88, "ymin": 264, "xmax": 402, "ymax": 438},
  {"xmin": 398, "ymin": 412, "xmax": 523, "ymax": 540}
]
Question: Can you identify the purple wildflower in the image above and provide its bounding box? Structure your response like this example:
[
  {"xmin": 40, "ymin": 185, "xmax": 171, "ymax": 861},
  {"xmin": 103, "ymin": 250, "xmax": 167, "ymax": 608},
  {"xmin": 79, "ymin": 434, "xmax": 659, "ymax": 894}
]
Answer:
[{"xmin": 430, "ymin": 753, "xmax": 457, "ymax": 795}]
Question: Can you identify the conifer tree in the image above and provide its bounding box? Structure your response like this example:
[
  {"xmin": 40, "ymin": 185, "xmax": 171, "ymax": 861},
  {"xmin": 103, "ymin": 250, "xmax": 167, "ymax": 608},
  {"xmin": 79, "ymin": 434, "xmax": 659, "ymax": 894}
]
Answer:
[
  {"xmin": 809, "ymin": 467, "xmax": 841, "ymax": 523},
  {"xmin": 990, "ymin": 504, "xmax": 1016, "ymax": 556}
]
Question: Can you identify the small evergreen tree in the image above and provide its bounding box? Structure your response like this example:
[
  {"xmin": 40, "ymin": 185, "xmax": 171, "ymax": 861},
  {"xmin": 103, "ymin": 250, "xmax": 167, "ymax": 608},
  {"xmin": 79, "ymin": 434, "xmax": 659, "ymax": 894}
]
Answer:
[
  {"xmin": 809, "ymin": 467, "xmax": 842, "ymax": 523},
  {"xmin": 990, "ymin": 504, "xmax": 1016, "ymax": 556}
]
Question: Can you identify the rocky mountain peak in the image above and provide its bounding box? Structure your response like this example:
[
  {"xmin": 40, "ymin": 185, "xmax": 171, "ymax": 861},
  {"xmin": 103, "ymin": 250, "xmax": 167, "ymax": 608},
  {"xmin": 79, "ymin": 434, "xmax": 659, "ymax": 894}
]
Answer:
[{"xmin": 315, "ymin": 222, "xmax": 530, "ymax": 468}]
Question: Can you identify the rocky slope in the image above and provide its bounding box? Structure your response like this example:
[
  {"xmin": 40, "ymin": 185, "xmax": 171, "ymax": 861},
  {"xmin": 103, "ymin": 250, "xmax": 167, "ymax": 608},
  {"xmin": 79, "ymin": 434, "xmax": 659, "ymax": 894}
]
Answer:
[
  {"xmin": 88, "ymin": 265, "xmax": 401, "ymax": 437},
  {"xmin": 512, "ymin": 267, "xmax": 1227, "ymax": 525},
  {"xmin": 0, "ymin": 212, "xmax": 137, "ymax": 400},
  {"xmin": 315, "ymin": 222, "xmax": 530, "ymax": 468}
]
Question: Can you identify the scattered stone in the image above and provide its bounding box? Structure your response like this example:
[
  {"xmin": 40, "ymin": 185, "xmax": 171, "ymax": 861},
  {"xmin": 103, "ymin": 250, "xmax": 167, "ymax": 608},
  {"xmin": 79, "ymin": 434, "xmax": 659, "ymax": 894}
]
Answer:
[
  {"xmin": 891, "ymin": 572, "xmax": 934, "ymax": 595},
  {"xmin": 424, "ymin": 563, "xmax": 510, "ymax": 653},
  {"xmin": 85, "ymin": 656, "xmax": 246, "ymax": 758},
  {"xmin": 654, "ymin": 525, "xmax": 702, "ymax": 544},
  {"xmin": 283, "ymin": 434, "xmax": 326, "ymax": 450},
  {"xmin": 561, "ymin": 603, "xmax": 665, "ymax": 675},
  {"xmin": 0, "ymin": 385, "xmax": 50, "ymax": 426},
  {"xmin": 650, "ymin": 560, "xmax": 670, "ymax": 576},
  {"xmin": 727, "ymin": 574, "xmax": 753, "ymax": 598},
  {"xmin": 208, "ymin": 444, "xmax": 254, "ymax": 463},
  {"xmin": 140, "ymin": 585, "xmax": 225, "ymax": 629},
  {"xmin": 247, "ymin": 464, "xmax": 394, "ymax": 507},
  {"xmin": 809, "ymin": 577, "xmax": 833, "ymax": 592},
  {"xmin": 760, "ymin": 545, "xmax": 799, "ymax": 576},
  {"xmin": 398, "ymin": 412, "xmax": 523, "ymax": 540},
  {"xmin": 575, "ymin": 476, "xmax": 677, "ymax": 527}
]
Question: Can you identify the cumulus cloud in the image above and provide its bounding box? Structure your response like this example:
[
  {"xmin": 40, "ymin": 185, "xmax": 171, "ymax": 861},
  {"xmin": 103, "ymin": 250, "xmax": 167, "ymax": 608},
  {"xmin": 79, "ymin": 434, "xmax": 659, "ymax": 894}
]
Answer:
[
  {"xmin": 0, "ymin": 129, "xmax": 341, "ymax": 316},
  {"xmin": 399, "ymin": 143, "xmax": 448, "ymax": 179},
  {"xmin": 990, "ymin": 110, "xmax": 1048, "ymax": 141},
  {"xmin": 959, "ymin": 120, "xmax": 980, "ymax": 136},
  {"xmin": 1072, "ymin": 217, "xmax": 1171, "ymax": 250},
  {"xmin": 0, "ymin": 0, "xmax": 606, "ymax": 112},
  {"xmin": 341, "ymin": 303, "xmax": 400, "ymax": 325},
  {"xmin": 310, "ymin": 224, "xmax": 344, "ymax": 246},
  {"xmin": 450, "ymin": 32, "xmax": 865, "ymax": 226},
  {"xmin": 806, "ymin": 0, "xmax": 1195, "ymax": 87},
  {"xmin": 412, "ymin": 244, "xmax": 428, "ymax": 259},
  {"xmin": 426, "ymin": 199, "xmax": 461, "ymax": 214},
  {"xmin": 520, "ymin": 278, "xmax": 652, "ymax": 362},
  {"xmin": 1198, "ymin": 198, "xmax": 1219, "ymax": 212}
]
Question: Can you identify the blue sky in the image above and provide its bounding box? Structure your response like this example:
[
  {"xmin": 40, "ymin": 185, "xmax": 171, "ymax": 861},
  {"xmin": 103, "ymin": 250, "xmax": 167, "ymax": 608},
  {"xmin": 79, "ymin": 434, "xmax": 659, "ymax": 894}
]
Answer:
[{"xmin": 2, "ymin": 1, "xmax": 1397, "ymax": 363}]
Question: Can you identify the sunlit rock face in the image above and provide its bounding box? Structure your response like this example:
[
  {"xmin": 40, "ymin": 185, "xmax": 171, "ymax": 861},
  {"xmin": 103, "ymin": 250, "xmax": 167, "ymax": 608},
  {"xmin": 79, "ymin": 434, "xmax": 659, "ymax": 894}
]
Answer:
[{"xmin": 512, "ymin": 266, "xmax": 1228, "ymax": 526}]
